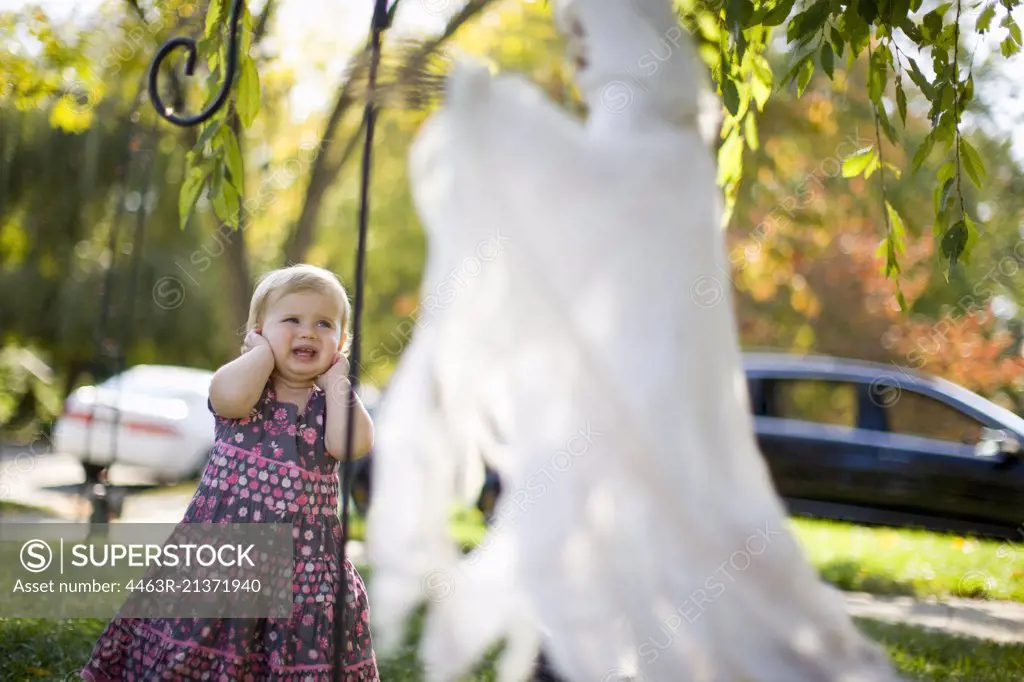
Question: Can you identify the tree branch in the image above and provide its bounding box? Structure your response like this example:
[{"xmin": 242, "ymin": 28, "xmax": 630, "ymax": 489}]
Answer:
[
  {"xmin": 253, "ymin": 0, "xmax": 276, "ymax": 44},
  {"xmin": 282, "ymin": 0, "xmax": 498, "ymax": 264}
]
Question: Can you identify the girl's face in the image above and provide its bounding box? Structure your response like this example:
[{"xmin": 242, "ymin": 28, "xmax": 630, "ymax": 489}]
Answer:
[{"xmin": 259, "ymin": 290, "xmax": 344, "ymax": 383}]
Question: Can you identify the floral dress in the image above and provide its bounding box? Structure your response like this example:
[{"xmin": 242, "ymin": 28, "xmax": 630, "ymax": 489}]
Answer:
[{"xmin": 80, "ymin": 380, "xmax": 379, "ymax": 681}]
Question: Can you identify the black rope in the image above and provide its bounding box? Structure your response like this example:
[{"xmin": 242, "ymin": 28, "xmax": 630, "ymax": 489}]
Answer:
[{"xmin": 333, "ymin": 3, "xmax": 395, "ymax": 679}]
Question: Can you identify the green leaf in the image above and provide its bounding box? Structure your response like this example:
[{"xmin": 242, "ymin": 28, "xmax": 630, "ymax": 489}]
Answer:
[
  {"xmin": 241, "ymin": 4, "xmax": 254, "ymax": 56},
  {"xmin": 820, "ymin": 42, "xmax": 834, "ymax": 78},
  {"xmin": 212, "ymin": 170, "xmax": 240, "ymax": 228},
  {"xmin": 958, "ymin": 137, "xmax": 986, "ymax": 188},
  {"xmin": 910, "ymin": 133, "xmax": 935, "ymax": 174},
  {"xmin": 196, "ymin": 119, "xmax": 223, "ymax": 153},
  {"xmin": 726, "ymin": 0, "xmax": 756, "ymax": 29},
  {"xmin": 723, "ymin": 77, "xmax": 741, "ymax": 116},
  {"xmin": 878, "ymin": 234, "xmax": 901, "ymax": 277},
  {"xmin": 933, "ymin": 177, "xmax": 957, "ymax": 231},
  {"xmin": 716, "ymin": 129, "xmax": 745, "ymax": 187},
  {"xmin": 236, "ymin": 56, "xmax": 261, "ymax": 128},
  {"xmin": 868, "ymin": 49, "xmax": 888, "ymax": 104},
  {"xmin": 940, "ymin": 219, "xmax": 968, "ymax": 273},
  {"xmin": 842, "ymin": 8, "xmax": 871, "ymax": 57},
  {"xmin": 734, "ymin": 27, "xmax": 749, "ymax": 63},
  {"xmin": 976, "ymin": 4, "xmax": 996, "ymax": 32},
  {"xmin": 830, "ymin": 26, "xmax": 845, "ymax": 56},
  {"xmin": 885, "ymin": 200, "xmax": 907, "ymax": 244},
  {"xmin": 751, "ymin": 76, "xmax": 771, "ymax": 110},
  {"xmin": 751, "ymin": 54, "xmax": 774, "ymax": 87},
  {"xmin": 863, "ymin": 150, "xmax": 882, "ymax": 179},
  {"xmin": 796, "ymin": 58, "xmax": 815, "ymax": 96},
  {"xmin": 922, "ymin": 6, "xmax": 945, "ymax": 39},
  {"xmin": 762, "ymin": 0, "xmax": 797, "ymax": 26},
  {"xmin": 934, "ymin": 110, "xmax": 957, "ymax": 145},
  {"xmin": 962, "ymin": 212, "xmax": 980, "ymax": 265},
  {"xmin": 895, "ymin": 80, "xmax": 907, "ymax": 125},
  {"xmin": 787, "ymin": 1, "xmax": 830, "ymax": 44},
  {"xmin": 178, "ymin": 161, "xmax": 212, "ymax": 231},
  {"xmin": 1000, "ymin": 36, "xmax": 1020, "ymax": 57},
  {"xmin": 895, "ymin": 287, "xmax": 907, "ymax": 311},
  {"xmin": 221, "ymin": 127, "xmax": 245, "ymax": 193},
  {"xmin": 876, "ymin": 104, "xmax": 898, "ymax": 144},
  {"xmin": 884, "ymin": 162, "xmax": 903, "ymax": 180},
  {"xmin": 881, "ymin": 201, "xmax": 907, "ymax": 280},
  {"xmin": 205, "ymin": 0, "xmax": 225, "ymax": 40},
  {"xmin": 906, "ymin": 57, "xmax": 933, "ymax": 98},
  {"xmin": 842, "ymin": 146, "xmax": 877, "ymax": 177},
  {"xmin": 779, "ymin": 54, "xmax": 810, "ymax": 90},
  {"xmin": 858, "ymin": 0, "xmax": 879, "ymax": 25},
  {"xmin": 937, "ymin": 159, "xmax": 956, "ymax": 184},
  {"xmin": 744, "ymin": 111, "xmax": 760, "ymax": 150}
]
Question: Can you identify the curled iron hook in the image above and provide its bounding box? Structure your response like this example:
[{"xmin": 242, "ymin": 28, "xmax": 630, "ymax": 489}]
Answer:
[{"xmin": 147, "ymin": 0, "xmax": 246, "ymax": 127}]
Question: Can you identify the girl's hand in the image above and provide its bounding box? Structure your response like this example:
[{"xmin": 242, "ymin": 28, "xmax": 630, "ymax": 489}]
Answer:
[
  {"xmin": 317, "ymin": 352, "xmax": 351, "ymax": 399},
  {"xmin": 241, "ymin": 328, "xmax": 271, "ymax": 355}
]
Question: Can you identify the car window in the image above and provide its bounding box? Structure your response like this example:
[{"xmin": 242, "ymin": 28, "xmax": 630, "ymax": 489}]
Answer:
[
  {"xmin": 881, "ymin": 391, "xmax": 986, "ymax": 444},
  {"xmin": 747, "ymin": 379, "xmax": 766, "ymax": 416},
  {"xmin": 100, "ymin": 368, "xmax": 211, "ymax": 399},
  {"xmin": 771, "ymin": 379, "xmax": 857, "ymax": 427}
]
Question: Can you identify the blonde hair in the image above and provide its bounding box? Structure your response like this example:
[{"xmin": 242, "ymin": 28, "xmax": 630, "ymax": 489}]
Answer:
[{"xmin": 245, "ymin": 264, "xmax": 352, "ymax": 353}]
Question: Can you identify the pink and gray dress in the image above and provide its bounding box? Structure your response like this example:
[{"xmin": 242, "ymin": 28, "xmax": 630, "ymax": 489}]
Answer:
[{"xmin": 81, "ymin": 380, "xmax": 379, "ymax": 681}]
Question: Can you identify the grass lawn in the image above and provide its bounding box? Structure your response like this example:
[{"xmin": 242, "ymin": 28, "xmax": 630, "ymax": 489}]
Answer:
[
  {"xmin": 2, "ymin": 506, "xmax": 1022, "ymax": 679},
  {"xmin": 2, "ymin": 614, "xmax": 1022, "ymax": 681},
  {"xmin": 91, "ymin": 472, "xmax": 1024, "ymax": 604},
  {"xmin": 0, "ymin": 500, "xmax": 55, "ymax": 515},
  {"xmin": 346, "ymin": 508, "xmax": 1024, "ymax": 603},
  {"xmin": 0, "ymin": 499, "xmax": 62, "ymax": 519},
  {"xmin": 790, "ymin": 517, "xmax": 1024, "ymax": 603}
]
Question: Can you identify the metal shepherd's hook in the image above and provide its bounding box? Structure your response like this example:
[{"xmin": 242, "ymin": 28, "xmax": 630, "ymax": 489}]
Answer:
[
  {"xmin": 147, "ymin": 0, "xmax": 245, "ymax": 126},
  {"xmin": 334, "ymin": 2, "xmax": 396, "ymax": 679},
  {"xmin": 147, "ymin": 1, "xmax": 398, "ymax": 680}
]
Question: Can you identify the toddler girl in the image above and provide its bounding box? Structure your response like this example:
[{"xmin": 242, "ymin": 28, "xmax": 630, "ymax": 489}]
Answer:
[{"xmin": 81, "ymin": 263, "xmax": 379, "ymax": 681}]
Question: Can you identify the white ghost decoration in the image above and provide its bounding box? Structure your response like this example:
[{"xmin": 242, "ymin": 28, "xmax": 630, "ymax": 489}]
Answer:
[{"xmin": 366, "ymin": 1, "xmax": 904, "ymax": 680}]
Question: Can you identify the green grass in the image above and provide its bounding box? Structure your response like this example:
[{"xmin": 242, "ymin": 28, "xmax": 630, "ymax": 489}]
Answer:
[
  {"xmin": 346, "ymin": 505, "xmax": 487, "ymax": 551},
  {"xmin": 349, "ymin": 509, "xmax": 1024, "ymax": 603},
  {"xmin": 2, "ymin": 615, "xmax": 1021, "ymax": 681},
  {"xmin": 791, "ymin": 517, "xmax": 1024, "ymax": 603},
  {"xmin": 0, "ymin": 499, "xmax": 60, "ymax": 518},
  {"xmin": 855, "ymin": 618, "xmax": 1024, "ymax": 681},
  {"xmin": 0, "ymin": 617, "xmax": 108, "ymax": 680}
]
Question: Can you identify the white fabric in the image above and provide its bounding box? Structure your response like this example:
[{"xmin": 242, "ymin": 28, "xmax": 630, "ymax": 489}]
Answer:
[{"xmin": 366, "ymin": 1, "xmax": 904, "ymax": 680}]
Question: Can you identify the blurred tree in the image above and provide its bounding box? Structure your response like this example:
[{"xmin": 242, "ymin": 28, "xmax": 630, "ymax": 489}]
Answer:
[
  {"xmin": 729, "ymin": 47, "xmax": 1024, "ymax": 403},
  {"xmin": 3, "ymin": 0, "xmax": 1024, "ymax": 433}
]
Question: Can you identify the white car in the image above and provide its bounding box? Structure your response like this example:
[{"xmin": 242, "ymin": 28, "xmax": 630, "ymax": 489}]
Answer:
[{"xmin": 54, "ymin": 365, "xmax": 216, "ymax": 483}]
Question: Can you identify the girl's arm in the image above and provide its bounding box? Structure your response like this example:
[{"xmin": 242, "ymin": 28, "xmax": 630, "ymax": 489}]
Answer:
[
  {"xmin": 209, "ymin": 343, "xmax": 275, "ymax": 418},
  {"xmin": 324, "ymin": 390, "xmax": 375, "ymax": 460}
]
